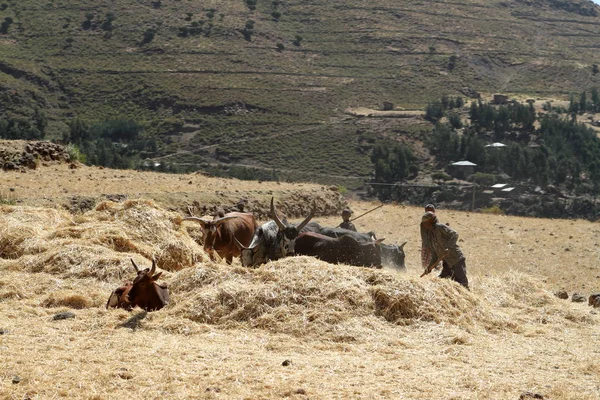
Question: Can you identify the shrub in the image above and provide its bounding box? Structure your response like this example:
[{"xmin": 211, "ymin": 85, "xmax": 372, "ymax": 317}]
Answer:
[
  {"xmin": 141, "ymin": 28, "xmax": 156, "ymax": 45},
  {"xmin": 481, "ymin": 205, "xmax": 504, "ymax": 215},
  {"xmin": 431, "ymin": 171, "xmax": 452, "ymax": 181},
  {"xmin": 0, "ymin": 17, "xmax": 14, "ymax": 34},
  {"xmin": 448, "ymin": 55, "xmax": 457, "ymax": 71},
  {"xmin": 271, "ymin": 11, "xmax": 281, "ymax": 20},
  {"xmin": 100, "ymin": 13, "xmax": 115, "ymax": 32},
  {"xmin": 276, "ymin": 43, "xmax": 285, "ymax": 52},
  {"xmin": 66, "ymin": 144, "xmax": 87, "ymax": 163},
  {"xmin": 471, "ymin": 172, "xmax": 497, "ymax": 186},
  {"xmin": 293, "ymin": 35, "xmax": 302, "ymax": 46}
]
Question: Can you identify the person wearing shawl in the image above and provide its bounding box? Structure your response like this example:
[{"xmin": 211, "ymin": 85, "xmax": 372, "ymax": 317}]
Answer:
[{"xmin": 420, "ymin": 211, "xmax": 469, "ymax": 289}]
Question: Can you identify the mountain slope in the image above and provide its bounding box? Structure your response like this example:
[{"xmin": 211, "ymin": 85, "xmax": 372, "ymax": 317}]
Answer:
[{"xmin": 1, "ymin": 0, "xmax": 600, "ymax": 184}]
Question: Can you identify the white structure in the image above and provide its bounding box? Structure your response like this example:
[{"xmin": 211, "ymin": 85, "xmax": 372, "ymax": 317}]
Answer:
[{"xmin": 451, "ymin": 161, "xmax": 477, "ymax": 166}]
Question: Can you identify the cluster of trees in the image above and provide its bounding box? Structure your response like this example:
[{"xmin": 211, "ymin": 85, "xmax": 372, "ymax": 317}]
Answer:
[
  {"xmin": 178, "ymin": 9, "xmax": 218, "ymax": 38},
  {"xmin": 468, "ymin": 101, "xmax": 536, "ymax": 140},
  {"xmin": 425, "ymin": 94, "xmax": 600, "ymax": 192},
  {"xmin": 64, "ymin": 118, "xmax": 158, "ymax": 169},
  {"xmin": 369, "ymin": 143, "xmax": 419, "ymax": 198},
  {"xmin": 0, "ymin": 109, "xmax": 47, "ymax": 140},
  {"xmin": 568, "ymin": 88, "xmax": 600, "ymax": 114}
]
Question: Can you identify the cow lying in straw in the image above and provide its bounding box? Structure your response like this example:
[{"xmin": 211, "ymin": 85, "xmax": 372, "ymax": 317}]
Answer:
[{"xmin": 106, "ymin": 258, "xmax": 169, "ymax": 312}]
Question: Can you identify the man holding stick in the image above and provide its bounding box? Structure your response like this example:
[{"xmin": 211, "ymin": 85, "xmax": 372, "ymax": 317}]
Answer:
[{"xmin": 420, "ymin": 211, "xmax": 469, "ymax": 289}]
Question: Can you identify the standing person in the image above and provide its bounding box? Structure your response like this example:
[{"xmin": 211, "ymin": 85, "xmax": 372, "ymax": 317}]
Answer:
[
  {"xmin": 420, "ymin": 211, "xmax": 469, "ymax": 289},
  {"xmin": 339, "ymin": 208, "xmax": 357, "ymax": 231},
  {"xmin": 421, "ymin": 204, "xmax": 451, "ymax": 271}
]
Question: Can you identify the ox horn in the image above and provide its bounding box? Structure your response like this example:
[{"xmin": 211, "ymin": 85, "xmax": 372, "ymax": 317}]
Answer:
[
  {"xmin": 183, "ymin": 216, "xmax": 211, "ymax": 227},
  {"xmin": 150, "ymin": 258, "xmax": 156, "ymax": 275},
  {"xmin": 270, "ymin": 197, "xmax": 286, "ymax": 230},
  {"xmin": 398, "ymin": 241, "xmax": 407, "ymax": 250},
  {"xmin": 296, "ymin": 201, "xmax": 316, "ymax": 232},
  {"xmin": 213, "ymin": 215, "xmax": 239, "ymax": 225},
  {"xmin": 233, "ymin": 237, "xmax": 250, "ymax": 250},
  {"xmin": 131, "ymin": 258, "xmax": 140, "ymax": 272}
]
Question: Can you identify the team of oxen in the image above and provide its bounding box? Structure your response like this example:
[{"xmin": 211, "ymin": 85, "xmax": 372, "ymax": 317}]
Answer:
[{"xmin": 106, "ymin": 198, "xmax": 406, "ymax": 312}]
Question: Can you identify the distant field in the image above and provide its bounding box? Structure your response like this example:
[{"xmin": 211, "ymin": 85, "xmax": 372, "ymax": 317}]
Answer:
[{"xmin": 1, "ymin": 163, "xmax": 599, "ymax": 399}]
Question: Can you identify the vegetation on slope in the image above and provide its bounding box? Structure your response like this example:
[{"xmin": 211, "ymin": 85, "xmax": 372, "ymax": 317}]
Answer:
[{"xmin": 2, "ymin": 0, "xmax": 600, "ymax": 192}]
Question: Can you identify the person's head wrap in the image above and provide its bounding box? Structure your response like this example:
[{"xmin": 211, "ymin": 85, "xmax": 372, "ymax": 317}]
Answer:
[
  {"xmin": 424, "ymin": 204, "xmax": 436, "ymax": 212},
  {"xmin": 422, "ymin": 211, "xmax": 437, "ymax": 223}
]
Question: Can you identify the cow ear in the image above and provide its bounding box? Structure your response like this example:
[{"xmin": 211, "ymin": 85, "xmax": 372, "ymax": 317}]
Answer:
[{"xmin": 151, "ymin": 271, "xmax": 163, "ymax": 281}]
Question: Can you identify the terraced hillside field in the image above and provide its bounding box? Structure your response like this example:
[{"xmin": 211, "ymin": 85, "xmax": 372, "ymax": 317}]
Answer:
[{"xmin": 2, "ymin": 0, "xmax": 600, "ymax": 182}]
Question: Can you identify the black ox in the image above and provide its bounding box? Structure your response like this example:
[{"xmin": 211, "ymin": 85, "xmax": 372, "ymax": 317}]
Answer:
[
  {"xmin": 294, "ymin": 232, "xmax": 384, "ymax": 268},
  {"xmin": 301, "ymin": 221, "xmax": 406, "ymax": 270}
]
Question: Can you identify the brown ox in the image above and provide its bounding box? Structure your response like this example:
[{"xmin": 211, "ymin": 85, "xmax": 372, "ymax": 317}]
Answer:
[
  {"xmin": 106, "ymin": 259, "xmax": 169, "ymax": 312},
  {"xmin": 184, "ymin": 210, "xmax": 258, "ymax": 263}
]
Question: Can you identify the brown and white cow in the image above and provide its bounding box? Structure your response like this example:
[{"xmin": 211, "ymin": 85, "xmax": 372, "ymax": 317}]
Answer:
[
  {"xmin": 183, "ymin": 210, "xmax": 258, "ymax": 263},
  {"xmin": 106, "ymin": 258, "xmax": 169, "ymax": 312}
]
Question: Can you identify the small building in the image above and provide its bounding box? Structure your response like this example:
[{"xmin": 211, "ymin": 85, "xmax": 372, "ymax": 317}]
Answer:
[
  {"xmin": 448, "ymin": 160, "xmax": 477, "ymax": 179},
  {"xmin": 491, "ymin": 183, "xmax": 508, "ymax": 189},
  {"xmin": 383, "ymin": 102, "xmax": 394, "ymax": 111},
  {"xmin": 500, "ymin": 186, "xmax": 518, "ymax": 198},
  {"xmin": 486, "ymin": 142, "xmax": 507, "ymax": 148},
  {"xmin": 493, "ymin": 94, "xmax": 509, "ymax": 105}
]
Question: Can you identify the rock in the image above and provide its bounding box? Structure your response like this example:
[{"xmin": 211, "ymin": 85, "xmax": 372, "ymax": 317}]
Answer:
[
  {"xmin": 554, "ymin": 290, "xmax": 569, "ymax": 300},
  {"xmin": 519, "ymin": 392, "xmax": 544, "ymax": 399},
  {"xmin": 572, "ymin": 293, "xmax": 586, "ymax": 303},
  {"xmin": 12, "ymin": 376, "xmax": 21, "ymax": 384},
  {"xmin": 0, "ymin": 328, "xmax": 7, "ymax": 335},
  {"xmin": 53, "ymin": 311, "xmax": 76, "ymax": 320},
  {"xmin": 282, "ymin": 359, "xmax": 292, "ymax": 366},
  {"xmin": 589, "ymin": 293, "xmax": 600, "ymax": 308},
  {"xmin": 460, "ymin": 86, "xmax": 481, "ymax": 99}
]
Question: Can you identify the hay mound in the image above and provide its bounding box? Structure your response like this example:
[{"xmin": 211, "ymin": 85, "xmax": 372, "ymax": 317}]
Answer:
[
  {"xmin": 161, "ymin": 257, "xmax": 515, "ymax": 339},
  {"xmin": 0, "ymin": 201, "xmax": 207, "ymax": 284}
]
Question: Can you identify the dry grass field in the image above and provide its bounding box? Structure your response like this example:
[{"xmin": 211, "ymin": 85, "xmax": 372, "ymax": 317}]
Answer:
[{"xmin": 1, "ymin": 164, "xmax": 600, "ymax": 399}]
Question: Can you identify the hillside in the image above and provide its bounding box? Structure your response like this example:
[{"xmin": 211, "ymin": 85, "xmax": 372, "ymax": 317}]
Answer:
[
  {"xmin": 1, "ymin": 163, "xmax": 600, "ymax": 399},
  {"xmin": 2, "ymin": 0, "xmax": 600, "ymax": 186}
]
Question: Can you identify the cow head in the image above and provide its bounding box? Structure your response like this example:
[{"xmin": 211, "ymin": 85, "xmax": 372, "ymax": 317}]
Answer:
[
  {"xmin": 270, "ymin": 197, "xmax": 315, "ymax": 256},
  {"xmin": 106, "ymin": 258, "xmax": 169, "ymax": 312},
  {"xmin": 380, "ymin": 240, "xmax": 407, "ymax": 270},
  {"xmin": 184, "ymin": 215, "xmax": 239, "ymax": 252},
  {"xmin": 235, "ymin": 235, "xmax": 258, "ymax": 267}
]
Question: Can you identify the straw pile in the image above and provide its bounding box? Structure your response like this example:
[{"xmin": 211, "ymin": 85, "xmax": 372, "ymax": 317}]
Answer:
[
  {"xmin": 1, "ymin": 200, "xmax": 594, "ymax": 341},
  {"xmin": 0, "ymin": 200, "xmax": 207, "ymax": 284}
]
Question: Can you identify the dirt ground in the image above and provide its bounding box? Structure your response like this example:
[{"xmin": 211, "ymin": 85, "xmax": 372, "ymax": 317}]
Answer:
[{"xmin": 1, "ymin": 161, "xmax": 600, "ymax": 400}]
